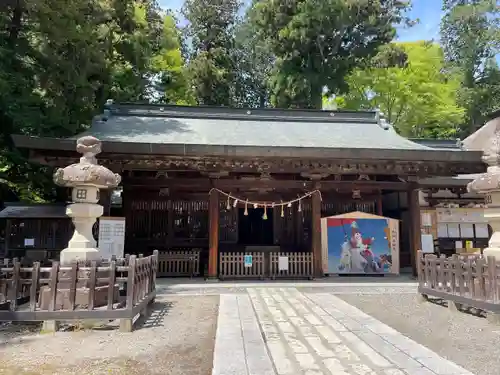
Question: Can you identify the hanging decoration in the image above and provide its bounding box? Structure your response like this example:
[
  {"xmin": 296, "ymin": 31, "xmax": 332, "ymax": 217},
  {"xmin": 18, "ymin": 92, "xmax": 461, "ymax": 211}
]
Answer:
[
  {"xmin": 244, "ymin": 199, "xmax": 249, "ymax": 216},
  {"xmin": 209, "ymin": 188, "xmax": 322, "ymax": 220}
]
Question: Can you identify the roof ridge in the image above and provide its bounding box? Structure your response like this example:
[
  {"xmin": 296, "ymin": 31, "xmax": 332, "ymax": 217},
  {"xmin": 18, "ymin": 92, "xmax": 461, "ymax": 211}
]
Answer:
[{"xmin": 100, "ymin": 101, "xmax": 379, "ymax": 124}]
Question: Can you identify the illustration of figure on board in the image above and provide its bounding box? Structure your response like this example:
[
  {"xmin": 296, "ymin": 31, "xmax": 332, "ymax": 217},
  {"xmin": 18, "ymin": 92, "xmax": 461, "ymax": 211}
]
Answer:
[{"xmin": 328, "ymin": 218, "xmax": 393, "ymax": 274}]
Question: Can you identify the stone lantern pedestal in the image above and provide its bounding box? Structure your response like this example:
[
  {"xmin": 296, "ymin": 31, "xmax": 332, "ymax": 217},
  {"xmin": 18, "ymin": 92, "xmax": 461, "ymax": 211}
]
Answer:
[
  {"xmin": 468, "ymin": 135, "xmax": 500, "ymax": 260},
  {"xmin": 54, "ymin": 137, "xmax": 121, "ymax": 265},
  {"xmin": 39, "ymin": 136, "xmax": 121, "ymax": 310}
]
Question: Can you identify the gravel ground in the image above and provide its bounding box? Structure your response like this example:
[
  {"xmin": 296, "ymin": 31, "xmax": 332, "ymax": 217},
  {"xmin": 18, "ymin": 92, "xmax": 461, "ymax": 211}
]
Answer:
[
  {"xmin": 0, "ymin": 295, "xmax": 218, "ymax": 375},
  {"xmin": 336, "ymin": 293, "xmax": 500, "ymax": 375}
]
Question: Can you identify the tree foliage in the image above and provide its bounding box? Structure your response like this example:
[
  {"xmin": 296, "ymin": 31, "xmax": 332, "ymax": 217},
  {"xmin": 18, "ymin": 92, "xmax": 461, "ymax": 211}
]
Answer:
[
  {"xmin": 0, "ymin": 0, "xmax": 189, "ymax": 203},
  {"xmin": 248, "ymin": 0, "xmax": 412, "ymax": 109},
  {"xmin": 1, "ymin": 0, "xmax": 499, "ymax": 204},
  {"xmin": 182, "ymin": 0, "xmax": 241, "ymax": 106},
  {"xmin": 333, "ymin": 42, "xmax": 466, "ymax": 138},
  {"xmin": 440, "ymin": 0, "xmax": 500, "ymax": 136}
]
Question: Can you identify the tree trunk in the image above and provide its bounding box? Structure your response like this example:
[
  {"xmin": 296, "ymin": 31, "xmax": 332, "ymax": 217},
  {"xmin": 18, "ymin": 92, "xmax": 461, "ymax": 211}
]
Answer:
[{"xmin": 310, "ymin": 85, "xmax": 323, "ymax": 109}]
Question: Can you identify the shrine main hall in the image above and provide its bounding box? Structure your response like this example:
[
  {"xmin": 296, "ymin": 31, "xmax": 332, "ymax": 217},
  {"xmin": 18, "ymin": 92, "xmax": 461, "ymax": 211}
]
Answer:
[{"xmin": 9, "ymin": 103, "xmax": 484, "ymax": 277}]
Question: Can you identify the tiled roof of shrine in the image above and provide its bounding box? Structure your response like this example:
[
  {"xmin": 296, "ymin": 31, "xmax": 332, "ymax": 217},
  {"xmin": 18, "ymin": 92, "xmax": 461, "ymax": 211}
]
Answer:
[
  {"xmin": 10, "ymin": 103, "xmax": 483, "ymax": 164},
  {"xmin": 71, "ymin": 103, "xmax": 431, "ymax": 151}
]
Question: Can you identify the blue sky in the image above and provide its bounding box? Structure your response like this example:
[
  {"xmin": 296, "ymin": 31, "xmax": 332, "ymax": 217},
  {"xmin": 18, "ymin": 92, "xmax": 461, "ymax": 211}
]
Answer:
[{"xmin": 159, "ymin": 0, "xmax": 444, "ymax": 42}]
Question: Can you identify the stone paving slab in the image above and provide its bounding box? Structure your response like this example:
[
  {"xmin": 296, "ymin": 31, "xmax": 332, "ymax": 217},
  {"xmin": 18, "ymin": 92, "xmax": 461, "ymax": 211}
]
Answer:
[{"xmin": 212, "ymin": 288, "xmax": 474, "ymax": 375}]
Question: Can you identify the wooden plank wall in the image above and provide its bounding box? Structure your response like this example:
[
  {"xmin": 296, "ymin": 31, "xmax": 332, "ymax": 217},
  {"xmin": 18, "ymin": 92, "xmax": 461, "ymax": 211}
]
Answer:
[{"xmin": 123, "ymin": 191, "xmax": 377, "ymax": 252}]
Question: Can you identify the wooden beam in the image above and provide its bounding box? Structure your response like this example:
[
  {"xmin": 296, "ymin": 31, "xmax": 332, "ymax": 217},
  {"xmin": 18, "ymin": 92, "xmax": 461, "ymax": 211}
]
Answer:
[
  {"xmin": 311, "ymin": 188, "xmax": 323, "ymax": 277},
  {"xmin": 377, "ymin": 191, "xmax": 383, "ymax": 216},
  {"xmin": 121, "ymin": 177, "xmax": 411, "ymax": 191},
  {"xmin": 408, "ymin": 187, "xmax": 421, "ymax": 277},
  {"xmin": 208, "ymin": 188, "xmax": 219, "ymax": 279}
]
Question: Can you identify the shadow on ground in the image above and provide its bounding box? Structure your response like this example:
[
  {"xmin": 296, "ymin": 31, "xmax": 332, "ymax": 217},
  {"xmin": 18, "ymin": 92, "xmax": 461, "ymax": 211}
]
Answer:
[
  {"xmin": 136, "ymin": 301, "xmax": 174, "ymax": 329},
  {"xmin": 427, "ymin": 296, "xmax": 487, "ymax": 318}
]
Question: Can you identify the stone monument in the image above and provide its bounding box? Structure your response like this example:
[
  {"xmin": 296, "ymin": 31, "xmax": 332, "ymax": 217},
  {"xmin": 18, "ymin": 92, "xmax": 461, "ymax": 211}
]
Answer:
[
  {"xmin": 39, "ymin": 136, "xmax": 121, "ymax": 310},
  {"xmin": 53, "ymin": 136, "xmax": 121, "ymax": 265},
  {"xmin": 467, "ymin": 130, "xmax": 500, "ymax": 260}
]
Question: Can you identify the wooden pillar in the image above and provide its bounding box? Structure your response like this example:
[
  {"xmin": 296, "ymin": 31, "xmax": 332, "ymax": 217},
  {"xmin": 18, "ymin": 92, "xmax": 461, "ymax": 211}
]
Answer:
[
  {"xmin": 377, "ymin": 191, "xmax": 383, "ymax": 216},
  {"xmin": 208, "ymin": 188, "xmax": 219, "ymax": 278},
  {"xmin": 407, "ymin": 186, "xmax": 421, "ymax": 276},
  {"xmin": 311, "ymin": 189, "xmax": 323, "ymax": 277},
  {"xmin": 99, "ymin": 189, "xmax": 112, "ymax": 216}
]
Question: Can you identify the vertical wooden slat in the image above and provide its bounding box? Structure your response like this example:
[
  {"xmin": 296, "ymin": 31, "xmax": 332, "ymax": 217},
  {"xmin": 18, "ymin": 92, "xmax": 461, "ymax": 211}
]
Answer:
[
  {"xmin": 68, "ymin": 263, "xmax": 78, "ymax": 311},
  {"xmin": 48, "ymin": 262, "xmax": 59, "ymax": 312},
  {"xmin": 88, "ymin": 261, "xmax": 97, "ymax": 310},
  {"xmin": 9, "ymin": 259, "xmax": 20, "ymax": 311},
  {"xmin": 126, "ymin": 256, "xmax": 137, "ymax": 308},
  {"xmin": 29, "ymin": 262, "xmax": 40, "ymax": 311},
  {"xmin": 488, "ymin": 256, "xmax": 497, "ymax": 302},
  {"xmin": 108, "ymin": 260, "xmax": 116, "ymax": 310},
  {"xmin": 450, "ymin": 254, "xmax": 458, "ymax": 295}
]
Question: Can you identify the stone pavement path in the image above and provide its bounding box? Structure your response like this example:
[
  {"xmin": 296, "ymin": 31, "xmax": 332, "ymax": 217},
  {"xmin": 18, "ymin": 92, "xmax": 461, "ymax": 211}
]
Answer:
[{"xmin": 212, "ymin": 288, "xmax": 474, "ymax": 375}]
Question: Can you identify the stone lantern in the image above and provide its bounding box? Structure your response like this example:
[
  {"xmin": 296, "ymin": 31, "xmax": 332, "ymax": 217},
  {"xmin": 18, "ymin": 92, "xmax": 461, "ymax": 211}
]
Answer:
[
  {"xmin": 53, "ymin": 136, "xmax": 121, "ymax": 265},
  {"xmin": 467, "ymin": 131, "xmax": 500, "ymax": 260}
]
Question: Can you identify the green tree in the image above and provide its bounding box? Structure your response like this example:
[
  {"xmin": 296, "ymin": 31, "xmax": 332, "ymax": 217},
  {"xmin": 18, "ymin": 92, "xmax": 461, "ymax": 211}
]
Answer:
[
  {"xmin": 249, "ymin": 0, "xmax": 412, "ymax": 109},
  {"xmin": 333, "ymin": 42, "xmax": 465, "ymax": 138},
  {"xmin": 151, "ymin": 14, "xmax": 194, "ymax": 104},
  {"xmin": 182, "ymin": 0, "xmax": 241, "ymax": 106},
  {"xmin": 232, "ymin": 7, "xmax": 273, "ymax": 108},
  {"xmin": 440, "ymin": 0, "xmax": 500, "ymax": 136},
  {"xmin": 0, "ymin": 0, "xmax": 190, "ymax": 202}
]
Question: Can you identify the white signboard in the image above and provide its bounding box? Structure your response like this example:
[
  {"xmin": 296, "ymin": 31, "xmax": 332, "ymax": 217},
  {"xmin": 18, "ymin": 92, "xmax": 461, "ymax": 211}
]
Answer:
[
  {"xmin": 278, "ymin": 256, "xmax": 289, "ymax": 271},
  {"xmin": 437, "ymin": 223, "xmax": 448, "ymax": 238},
  {"xmin": 447, "ymin": 223, "xmax": 460, "ymax": 238},
  {"xmin": 420, "ymin": 234, "xmax": 434, "ymax": 253},
  {"xmin": 475, "ymin": 224, "xmax": 490, "ymax": 238},
  {"xmin": 436, "ymin": 208, "xmax": 487, "ymax": 223},
  {"xmin": 98, "ymin": 217, "xmax": 125, "ymax": 259},
  {"xmin": 24, "ymin": 238, "xmax": 35, "ymax": 247},
  {"xmin": 459, "ymin": 223, "xmax": 474, "ymax": 238},
  {"xmin": 421, "ymin": 213, "xmax": 432, "ymax": 227}
]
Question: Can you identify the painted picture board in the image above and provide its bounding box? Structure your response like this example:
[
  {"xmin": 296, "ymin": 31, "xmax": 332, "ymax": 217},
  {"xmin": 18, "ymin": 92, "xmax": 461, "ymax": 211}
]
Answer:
[{"xmin": 321, "ymin": 212, "xmax": 400, "ymax": 275}]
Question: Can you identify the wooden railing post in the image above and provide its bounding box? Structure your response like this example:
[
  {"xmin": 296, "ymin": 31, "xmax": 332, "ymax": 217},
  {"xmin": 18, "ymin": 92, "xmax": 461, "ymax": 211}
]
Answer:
[
  {"xmin": 107, "ymin": 260, "xmax": 116, "ymax": 310},
  {"xmin": 9, "ymin": 259, "xmax": 20, "ymax": 311},
  {"xmin": 120, "ymin": 255, "xmax": 136, "ymax": 332}
]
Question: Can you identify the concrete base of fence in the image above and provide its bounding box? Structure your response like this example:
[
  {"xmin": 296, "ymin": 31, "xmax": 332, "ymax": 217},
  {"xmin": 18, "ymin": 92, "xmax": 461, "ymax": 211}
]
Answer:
[
  {"xmin": 42, "ymin": 320, "xmax": 59, "ymax": 333},
  {"xmin": 487, "ymin": 312, "xmax": 500, "ymax": 324},
  {"xmin": 448, "ymin": 300, "xmax": 462, "ymax": 312},
  {"xmin": 204, "ymin": 277, "xmax": 220, "ymax": 282},
  {"xmin": 417, "ymin": 294, "xmax": 428, "ymax": 303},
  {"xmin": 119, "ymin": 318, "xmax": 133, "ymax": 332}
]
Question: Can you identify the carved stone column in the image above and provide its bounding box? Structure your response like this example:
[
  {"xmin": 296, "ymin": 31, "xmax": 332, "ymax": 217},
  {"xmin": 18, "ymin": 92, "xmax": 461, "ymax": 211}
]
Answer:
[{"xmin": 468, "ymin": 132, "xmax": 500, "ymax": 259}]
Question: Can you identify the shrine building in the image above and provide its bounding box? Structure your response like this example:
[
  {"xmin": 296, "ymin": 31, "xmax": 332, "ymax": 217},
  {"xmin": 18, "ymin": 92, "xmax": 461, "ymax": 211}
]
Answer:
[{"xmin": 7, "ymin": 102, "xmax": 485, "ymax": 277}]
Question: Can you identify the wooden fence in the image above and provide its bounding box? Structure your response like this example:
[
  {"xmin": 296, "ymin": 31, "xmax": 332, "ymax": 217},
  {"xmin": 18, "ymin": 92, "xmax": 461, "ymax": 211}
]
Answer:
[
  {"xmin": 219, "ymin": 251, "xmax": 314, "ymax": 280},
  {"xmin": 269, "ymin": 252, "xmax": 314, "ymax": 279},
  {"xmin": 417, "ymin": 250, "xmax": 500, "ymax": 315},
  {"xmin": 157, "ymin": 249, "xmax": 201, "ymax": 277},
  {"xmin": 0, "ymin": 250, "xmax": 158, "ymax": 332},
  {"xmin": 219, "ymin": 252, "xmax": 265, "ymax": 279}
]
